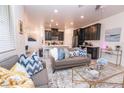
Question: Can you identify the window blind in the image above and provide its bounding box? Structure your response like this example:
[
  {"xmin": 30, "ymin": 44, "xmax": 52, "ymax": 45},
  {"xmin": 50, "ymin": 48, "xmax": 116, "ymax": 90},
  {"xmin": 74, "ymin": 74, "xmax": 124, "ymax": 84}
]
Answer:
[{"xmin": 0, "ymin": 5, "xmax": 15, "ymax": 53}]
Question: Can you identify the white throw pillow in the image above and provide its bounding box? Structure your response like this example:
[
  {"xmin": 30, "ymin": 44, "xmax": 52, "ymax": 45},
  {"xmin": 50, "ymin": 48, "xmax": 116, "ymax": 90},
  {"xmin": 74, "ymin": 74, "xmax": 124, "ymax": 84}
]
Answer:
[
  {"xmin": 64, "ymin": 48, "xmax": 70, "ymax": 59},
  {"xmin": 50, "ymin": 48, "xmax": 58, "ymax": 60}
]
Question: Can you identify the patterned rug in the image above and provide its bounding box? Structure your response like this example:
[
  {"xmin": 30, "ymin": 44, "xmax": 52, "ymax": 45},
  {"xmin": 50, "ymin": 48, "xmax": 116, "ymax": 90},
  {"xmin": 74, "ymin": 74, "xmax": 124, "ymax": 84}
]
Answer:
[{"xmin": 45, "ymin": 58, "xmax": 124, "ymax": 88}]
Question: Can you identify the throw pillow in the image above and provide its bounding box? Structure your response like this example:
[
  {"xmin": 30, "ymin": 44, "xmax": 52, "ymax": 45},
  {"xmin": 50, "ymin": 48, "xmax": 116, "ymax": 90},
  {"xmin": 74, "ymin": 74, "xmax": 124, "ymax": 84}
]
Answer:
[
  {"xmin": 64, "ymin": 48, "xmax": 70, "ymax": 59},
  {"xmin": 10, "ymin": 62, "xmax": 30, "ymax": 78},
  {"xmin": 19, "ymin": 54, "xmax": 27, "ymax": 63},
  {"xmin": 69, "ymin": 51, "xmax": 75, "ymax": 57},
  {"xmin": 57, "ymin": 48, "xmax": 65, "ymax": 60},
  {"xmin": 78, "ymin": 48, "xmax": 87, "ymax": 57},
  {"xmin": 19, "ymin": 57, "xmax": 43, "ymax": 76},
  {"xmin": 31, "ymin": 52, "xmax": 40, "ymax": 62},
  {"xmin": 69, "ymin": 50, "xmax": 79, "ymax": 57},
  {"xmin": 50, "ymin": 48, "xmax": 58, "ymax": 61},
  {"xmin": 74, "ymin": 50, "xmax": 80, "ymax": 57}
]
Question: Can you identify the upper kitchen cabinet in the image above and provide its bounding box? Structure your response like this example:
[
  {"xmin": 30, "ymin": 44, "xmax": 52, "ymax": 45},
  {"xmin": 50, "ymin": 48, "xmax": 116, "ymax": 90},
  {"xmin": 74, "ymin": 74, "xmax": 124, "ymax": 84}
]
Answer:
[
  {"xmin": 90, "ymin": 23, "xmax": 101, "ymax": 40},
  {"xmin": 58, "ymin": 32, "xmax": 64, "ymax": 41},
  {"xmin": 45, "ymin": 30, "xmax": 52, "ymax": 40},
  {"xmin": 78, "ymin": 28, "xmax": 85, "ymax": 45},
  {"xmin": 81, "ymin": 23, "xmax": 101, "ymax": 40},
  {"xmin": 45, "ymin": 28, "xmax": 64, "ymax": 41}
]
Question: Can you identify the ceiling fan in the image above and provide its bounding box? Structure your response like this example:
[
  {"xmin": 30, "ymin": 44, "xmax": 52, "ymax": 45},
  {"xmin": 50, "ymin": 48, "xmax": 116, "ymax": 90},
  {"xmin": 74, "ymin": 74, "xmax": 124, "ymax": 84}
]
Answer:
[
  {"xmin": 95, "ymin": 5, "xmax": 105, "ymax": 10},
  {"xmin": 78, "ymin": 5, "xmax": 84, "ymax": 8},
  {"xmin": 78, "ymin": 5, "xmax": 105, "ymax": 10}
]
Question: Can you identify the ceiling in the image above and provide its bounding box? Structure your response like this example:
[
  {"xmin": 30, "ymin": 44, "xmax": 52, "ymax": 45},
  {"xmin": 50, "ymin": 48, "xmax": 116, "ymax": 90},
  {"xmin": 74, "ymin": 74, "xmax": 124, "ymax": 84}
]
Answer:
[{"xmin": 24, "ymin": 5, "xmax": 124, "ymax": 30}]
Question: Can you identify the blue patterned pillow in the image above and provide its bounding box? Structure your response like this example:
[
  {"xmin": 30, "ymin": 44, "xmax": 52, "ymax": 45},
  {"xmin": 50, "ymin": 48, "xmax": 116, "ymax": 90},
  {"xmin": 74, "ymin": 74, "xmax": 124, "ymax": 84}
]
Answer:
[
  {"xmin": 69, "ymin": 51, "xmax": 75, "ymax": 57},
  {"xmin": 31, "ymin": 52, "xmax": 40, "ymax": 62},
  {"xmin": 69, "ymin": 50, "xmax": 79, "ymax": 57},
  {"xmin": 78, "ymin": 49, "xmax": 87, "ymax": 57},
  {"xmin": 19, "ymin": 54, "xmax": 27, "ymax": 63},
  {"xmin": 19, "ymin": 54, "xmax": 43, "ymax": 76}
]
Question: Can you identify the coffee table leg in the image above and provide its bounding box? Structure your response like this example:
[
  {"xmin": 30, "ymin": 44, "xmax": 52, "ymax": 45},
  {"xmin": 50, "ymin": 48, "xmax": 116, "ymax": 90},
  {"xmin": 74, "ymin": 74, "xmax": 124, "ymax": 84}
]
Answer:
[
  {"xmin": 89, "ymin": 83, "xmax": 97, "ymax": 88},
  {"xmin": 72, "ymin": 68, "xmax": 73, "ymax": 83},
  {"xmin": 89, "ymin": 84, "xmax": 92, "ymax": 88},
  {"xmin": 122, "ymin": 75, "xmax": 124, "ymax": 88}
]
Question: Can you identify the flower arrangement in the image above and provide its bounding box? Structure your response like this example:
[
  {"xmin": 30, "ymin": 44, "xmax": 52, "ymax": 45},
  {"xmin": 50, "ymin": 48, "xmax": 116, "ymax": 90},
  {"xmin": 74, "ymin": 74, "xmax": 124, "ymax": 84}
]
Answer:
[{"xmin": 96, "ymin": 58, "xmax": 108, "ymax": 70}]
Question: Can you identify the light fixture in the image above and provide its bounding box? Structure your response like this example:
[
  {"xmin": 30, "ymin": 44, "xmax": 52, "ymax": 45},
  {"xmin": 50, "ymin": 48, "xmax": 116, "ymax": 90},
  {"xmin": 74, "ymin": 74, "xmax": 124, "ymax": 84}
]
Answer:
[
  {"xmin": 56, "ymin": 23, "xmax": 58, "ymax": 26},
  {"xmin": 51, "ymin": 19, "xmax": 54, "ymax": 22},
  {"xmin": 70, "ymin": 22, "xmax": 74, "ymax": 25},
  {"xmin": 80, "ymin": 16, "xmax": 84, "ymax": 19},
  {"xmin": 54, "ymin": 9, "xmax": 58, "ymax": 13},
  {"xmin": 100, "ymin": 5, "xmax": 105, "ymax": 9}
]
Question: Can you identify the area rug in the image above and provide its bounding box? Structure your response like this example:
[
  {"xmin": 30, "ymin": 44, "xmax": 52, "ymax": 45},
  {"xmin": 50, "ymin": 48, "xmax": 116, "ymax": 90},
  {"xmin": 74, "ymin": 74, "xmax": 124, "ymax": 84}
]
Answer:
[{"xmin": 45, "ymin": 59, "xmax": 124, "ymax": 88}]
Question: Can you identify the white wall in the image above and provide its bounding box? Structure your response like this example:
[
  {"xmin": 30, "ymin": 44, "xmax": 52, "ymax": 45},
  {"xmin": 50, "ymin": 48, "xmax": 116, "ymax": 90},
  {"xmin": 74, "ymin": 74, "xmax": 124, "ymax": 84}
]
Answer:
[
  {"xmin": 23, "ymin": 11, "xmax": 45, "ymax": 53},
  {"xmin": 82, "ymin": 12, "xmax": 124, "ymax": 66},
  {"xmin": 64, "ymin": 28, "xmax": 74, "ymax": 48},
  {"xmin": 26, "ymin": 27, "xmax": 45, "ymax": 52},
  {"xmin": 0, "ymin": 6, "xmax": 25, "ymax": 60}
]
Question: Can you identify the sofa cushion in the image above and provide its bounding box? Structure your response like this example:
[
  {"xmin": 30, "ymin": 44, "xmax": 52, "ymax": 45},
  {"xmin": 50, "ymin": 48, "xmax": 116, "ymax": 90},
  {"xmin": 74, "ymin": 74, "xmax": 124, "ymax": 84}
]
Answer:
[
  {"xmin": 19, "ymin": 57, "xmax": 43, "ymax": 76},
  {"xmin": 31, "ymin": 68, "xmax": 48, "ymax": 87},
  {"xmin": 55, "ymin": 57, "xmax": 90, "ymax": 66},
  {"xmin": 19, "ymin": 54, "xmax": 27, "ymax": 64},
  {"xmin": 50, "ymin": 48, "xmax": 58, "ymax": 61},
  {"xmin": 69, "ymin": 50, "xmax": 80, "ymax": 57},
  {"xmin": 50, "ymin": 48, "xmax": 65, "ymax": 60},
  {"xmin": 64, "ymin": 48, "xmax": 70, "ymax": 59},
  {"xmin": 31, "ymin": 52, "xmax": 40, "ymax": 62},
  {"xmin": 78, "ymin": 48, "xmax": 87, "ymax": 57},
  {"xmin": 58, "ymin": 48, "xmax": 65, "ymax": 60}
]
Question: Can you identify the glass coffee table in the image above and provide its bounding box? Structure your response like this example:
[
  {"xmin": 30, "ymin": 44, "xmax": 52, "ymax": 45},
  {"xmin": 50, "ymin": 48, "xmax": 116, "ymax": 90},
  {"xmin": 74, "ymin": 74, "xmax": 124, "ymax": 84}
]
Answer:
[{"xmin": 72, "ymin": 63, "xmax": 124, "ymax": 88}]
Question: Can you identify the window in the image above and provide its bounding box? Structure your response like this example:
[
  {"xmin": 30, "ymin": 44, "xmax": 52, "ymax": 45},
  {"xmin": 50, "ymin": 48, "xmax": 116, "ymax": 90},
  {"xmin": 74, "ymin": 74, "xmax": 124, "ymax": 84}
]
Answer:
[{"xmin": 0, "ymin": 5, "xmax": 15, "ymax": 53}]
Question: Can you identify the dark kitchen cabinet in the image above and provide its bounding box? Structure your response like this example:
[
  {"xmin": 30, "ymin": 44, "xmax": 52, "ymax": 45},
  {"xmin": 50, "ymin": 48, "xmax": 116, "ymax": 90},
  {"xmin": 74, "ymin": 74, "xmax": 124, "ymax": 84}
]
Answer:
[
  {"xmin": 96, "ymin": 23, "xmax": 101, "ymax": 40},
  {"xmin": 79, "ymin": 23, "xmax": 101, "ymax": 40},
  {"xmin": 45, "ymin": 31, "xmax": 48, "ymax": 40},
  {"xmin": 58, "ymin": 32, "xmax": 64, "ymax": 41},
  {"xmin": 93, "ymin": 23, "xmax": 101, "ymax": 40},
  {"xmin": 45, "ymin": 28, "xmax": 64, "ymax": 41},
  {"xmin": 87, "ymin": 47, "xmax": 100, "ymax": 59},
  {"xmin": 78, "ymin": 28, "xmax": 85, "ymax": 45},
  {"xmin": 45, "ymin": 30, "xmax": 52, "ymax": 40},
  {"xmin": 51, "ymin": 28, "xmax": 59, "ymax": 36},
  {"xmin": 77, "ymin": 23, "xmax": 101, "ymax": 46},
  {"xmin": 73, "ymin": 29, "xmax": 79, "ymax": 47},
  {"xmin": 85, "ymin": 23, "xmax": 101, "ymax": 40},
  {"xmin": 73, "ymin": 29, "xmax": 79, "ymax": 36}
]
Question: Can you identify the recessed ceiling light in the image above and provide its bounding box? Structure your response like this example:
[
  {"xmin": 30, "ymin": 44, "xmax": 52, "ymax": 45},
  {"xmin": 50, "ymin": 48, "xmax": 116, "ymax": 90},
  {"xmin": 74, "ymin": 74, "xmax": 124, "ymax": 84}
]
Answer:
[
  {"xmin": 51, "ymin": 19, "xmax": 54, "ymax": 22},
  {"xmin": 70, "ymin": 22, "xmax": 74, "ymax": 25},
  {"xmin": 80, "ymin": 16, "xmax": 84, "ymax": 19},
  {"xmin": 56, "ymin": 23, "xmax": 58, "ymax": 26},
  {"xmin": 54, "ymin": 9, "xmax": 58, "ymax": 13}
]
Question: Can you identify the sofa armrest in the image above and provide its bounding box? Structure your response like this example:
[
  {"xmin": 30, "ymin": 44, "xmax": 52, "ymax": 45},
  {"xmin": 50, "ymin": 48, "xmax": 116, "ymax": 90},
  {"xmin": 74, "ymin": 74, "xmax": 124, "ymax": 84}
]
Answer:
[
  {"xmin": 87, "ymin": 53, "xmax": 91, "ymax": 59},
  {"xmin": 42, "ymin": 61, "xmax": 46, "ymax": 68},
  {"xmin": 39, "ymin": 58, "xmax": 46, "ymax": 68},
  {"xmin": 31, "ymin": 68, "xmax": 48, "ymax": 87}
]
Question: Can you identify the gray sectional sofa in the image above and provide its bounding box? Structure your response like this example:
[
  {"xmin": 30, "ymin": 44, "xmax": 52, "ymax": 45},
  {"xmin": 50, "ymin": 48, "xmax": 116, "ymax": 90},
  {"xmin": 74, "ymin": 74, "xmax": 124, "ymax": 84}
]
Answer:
[
  {"xmin": 50, "ymin": 54, "xmax": 91, "ymax": 73},
  {"xmin": 0, "ymin": 55, "xmax": 49, "ymax": 88}
]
